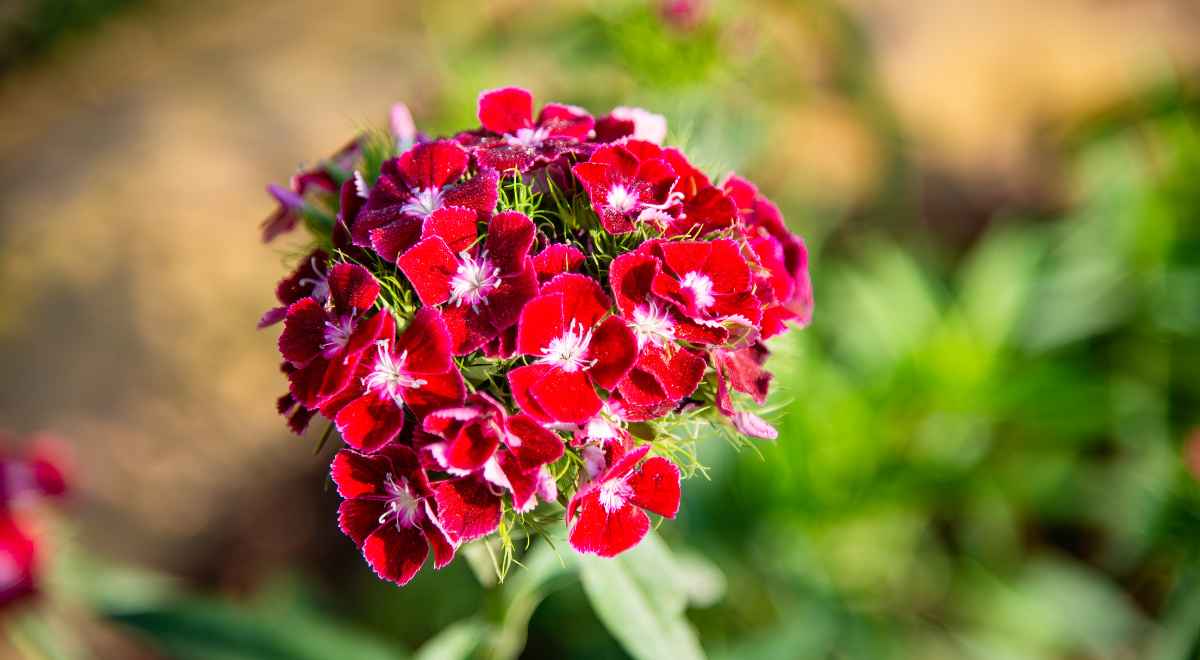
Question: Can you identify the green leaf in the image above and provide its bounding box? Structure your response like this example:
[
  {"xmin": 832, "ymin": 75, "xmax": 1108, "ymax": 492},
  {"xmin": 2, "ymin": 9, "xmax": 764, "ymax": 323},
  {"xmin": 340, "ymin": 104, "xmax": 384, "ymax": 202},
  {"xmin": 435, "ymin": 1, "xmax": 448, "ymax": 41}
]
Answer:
[
  {"xmin": 579, "ymin": 531, "xmax": 707, "ymax": 660},
  {"xmin": 413, "ymin": 619, "xmax": 487, "ymax": 660}
]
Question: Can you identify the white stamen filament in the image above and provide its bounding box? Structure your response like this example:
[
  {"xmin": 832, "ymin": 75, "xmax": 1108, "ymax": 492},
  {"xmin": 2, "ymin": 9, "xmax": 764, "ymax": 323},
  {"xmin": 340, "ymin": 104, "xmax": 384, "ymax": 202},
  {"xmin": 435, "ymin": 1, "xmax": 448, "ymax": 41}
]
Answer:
[
  {"xmin": 629, "ymin": 302, "xmax": 676, "ymax": 350},
  {"xmin": 321, "ymin": 315, "xmax": 355, "ymax": 355},
  {"xmin": 598, "ymin": 478, "xmax": 634, "ymax": 513},
  {"xmin": 401, "ymin": 186, "xmax": 444, "ymax": 218},
  {"xmin": 680, "ymin": 271, "xmax": 716, "ymax": 309},
  {"xmin": 364, "ymin": 341, "xmax": 427, "ymax": 404},
  {"xmin": 605, "ymin": 184, "xmax": 639, "ymax": 214},
  {"xmin": 540, "ymin": 320, "xmax": 597, "ymax": 373},
  {"xmin": 297, "ymin": 257, "xmax": 331, "ymax": 303},
  {"xmin": 505, "ymin": 126, "xmax": 551, "ymax": 148},
  {"xmin": 353, "ymin": 170, "xmax": 370, "ymax": 199},
  {"xmin": 449, "ymin": 251, "xmax": 501, "ymax": 308},
  {"xmin": 380, "ymin": 473, "xmax": 422, "ymax": 528}
]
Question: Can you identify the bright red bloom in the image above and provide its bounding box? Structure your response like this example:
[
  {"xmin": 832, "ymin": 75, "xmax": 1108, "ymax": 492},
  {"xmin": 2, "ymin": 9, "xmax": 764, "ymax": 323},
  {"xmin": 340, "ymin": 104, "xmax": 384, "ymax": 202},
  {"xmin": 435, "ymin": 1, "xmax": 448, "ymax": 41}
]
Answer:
[
  {"xmin": 0, "ymin": 514, "xmax": 37, "ymax": 610},
  {"xmin": 351, "ymin": 140, "xmax": 499, "ymax": 262},
  {"xmin": 331, "ymin": 445, "xmax": 456, "ymax": 586},
  {"xmin": 509, "ymin": 274, "xmax": 637, "ymax": 424},
  {"xmin": 335, "ymin": 308, "xmax": 466, "ymax": 452},
  {"xmin": 644, "ymin": 238, "xmax": 761, "ymax": 345},
  {"xmin": 567, "ymin": 445, "xmax": 680, "ymax": 557},
  {"xmin": 465, "ymin": 87, "xmax": 595, "ymax": 173},
  {"xmin": 660, "ymin": 148, "xmax": 737, "ymax": 237},
  {"xmin": 531, "ymin": 243, "xmax": 586, "ymax": 284},
  {"xmin": 572, "ymin": 141, "xmax": 679, "ymax": 234},
  {"xmin": 398, "ymin": 210, "xmax": 539, "ymax": 354}
]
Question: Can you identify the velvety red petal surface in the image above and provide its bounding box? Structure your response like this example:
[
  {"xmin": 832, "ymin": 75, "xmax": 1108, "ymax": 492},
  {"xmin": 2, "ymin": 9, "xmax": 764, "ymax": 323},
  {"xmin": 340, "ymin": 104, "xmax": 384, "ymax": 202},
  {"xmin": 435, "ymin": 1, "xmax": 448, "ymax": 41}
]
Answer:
[
  {"xmin": 541, "ymin": 273, "xmax": 611, "ymax": 329},
  {"xmin": 532, "ymin": 244, "xmax": 585, "ymax": 282},
  {"xmin": 515, "ymin": 293, "xmax": 567, "ymax": 356},
  {"xmin": 362, "ymin": 522, "xmax": 429, "ymax": 586},
  {"xmin": 485, "ymin": 211, "xmax": 536, "ymax": 274},
  {"xmin": 587, "ymin": 316, "xmax": 638, "ymax": 390},
  {"xmin": 400, "ymin": 371, "xmax": 466, "ymax": 420},
  {"xmin": 529, "ymin": 368, "xmax": 603, "ymax": 424},
  {"xmin": 398, "ymin": 140, "xmax": 469, "ymax": 190},
  {"xmin": 338, "ymin": 498, "xmax": 384, "ymax": 546},
  {"xmin": 568, "ymin": 491, "xmax": 650, "ymax": 558},
  {"xmin": 335, "ymin": 394, "xmax": 406, "ymax": 453},
  {"xmin": 278, "ymin": 298, "xmax": 326, "ymax": 365},
  {"xmin": 504, "ymin": 414, "xmax": 565, "ymax": 469},
  {"xmin": 627, "ymin": 456, "xmax": 681, "ymax": 518},
  {"xmin": 431, "ymin": 477, "xmax": 502, "ymax": 543},
  {"xmin": 369, "ymin": 215, "xmax": 424, "ymax": 263},
  {"xmin": 422, "ymin": 206, "xmax": 479, "ymax": 253},
  {"xmin": 609, "ymin": 253, "xmax": 659, "ymax": 316},
  {"xmin": 327, "ymin": 263, "xmax": 381, "ymax": 314},
  {"xmin": 443, "ymin": 169, "xmax": 500, "ymax": 217},
  {"xmin": 397, "ymin": 237, "xmax": 458, "ymax": 306},
  {"xmin": 508, "ymin": 364, "xmax": 554, "ymax": 422},
  {"xmin": 394, "ymin": 308, "xmax": 455, "ymax": 374},
  {"xmin": 478, "ymin": 87, "xmax": 534, "ymax": 135},
  {"xmin": 444, "ymin": 418, "xmax": 502, "ymax": 472},
  {"xmin": 330, "ymin": 449, "xmax": 391, "ymax": 499}
]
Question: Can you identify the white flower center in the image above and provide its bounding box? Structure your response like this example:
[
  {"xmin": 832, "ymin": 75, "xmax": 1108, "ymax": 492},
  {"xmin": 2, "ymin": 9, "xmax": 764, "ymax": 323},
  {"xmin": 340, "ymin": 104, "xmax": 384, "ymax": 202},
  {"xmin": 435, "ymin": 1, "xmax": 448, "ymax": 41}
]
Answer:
[
  {"xmin": 402, "ymin": 186, "xmax": 444, "ymax": 218},
  {"xmin": 449, "ymin": 251, "xmax": 501, "ymax": 308},
  {"xmin": 680, "ymin": 271, "xmax": 715, "ymax": 309},
  {"xmin": 540, "ymin": 320, "xmax": 596, "ymax": 373},
  {"xmin": 598, "ymin": 478, "xmax": 634, "ymax": 513},
  {"xmin": 629, "ymin": 303, "xmax": 676, "ymax": 349},
  {"xmin": 381, "ymin": 473, "xmax": 422, "ymax": 528},
  {"xmin": 364, "ymin": 341, "xmax": 427, "ymax": 404},
  {"xmin": 322, "ymin": 315, "xmax": 355, "ymax": 355},
  {"xmin": 606, "ymin": 184, "xmax": 639, "ymax": 214},
  {"xmin": 505, "ymin": 126, "xmax": 551, "ymax": 148}
]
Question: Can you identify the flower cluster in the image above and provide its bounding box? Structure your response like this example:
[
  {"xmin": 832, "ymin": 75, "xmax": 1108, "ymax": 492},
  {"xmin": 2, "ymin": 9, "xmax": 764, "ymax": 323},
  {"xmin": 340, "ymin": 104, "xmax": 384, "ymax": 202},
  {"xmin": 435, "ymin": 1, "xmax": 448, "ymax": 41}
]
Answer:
[
  {"xmin": 261, "ymin": 88, "xmax": 811, "ymax": 586},
  {"xmin": 0, "ymin": 435, "xmax": 67, "ymax": 610}
]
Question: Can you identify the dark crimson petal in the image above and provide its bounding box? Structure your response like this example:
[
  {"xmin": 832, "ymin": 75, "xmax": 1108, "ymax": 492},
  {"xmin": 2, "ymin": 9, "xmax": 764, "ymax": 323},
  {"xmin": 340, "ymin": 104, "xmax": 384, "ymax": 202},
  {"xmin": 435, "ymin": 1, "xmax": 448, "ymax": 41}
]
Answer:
[
  {"xmin": 397, "ymin": 237, "xmax": 458, "ymax": 307},
  {"xmin": 538, "ymin": 103, "xmax": 594, "ymax": 140},
  {"xmin": 398, "ymin": 140, "xmax": 469, "ymax": 190},
  {"xmin": 673, "ymin": 317, "xmax": 728, "ymax": 345},
  {"xmin": 422, "ymin": 405, "xmax": 479, "ymax": 440},
  {"xmin": 443, "ymin": 169, "xmax": 500, "ymax": 217},
  {"xmin": 586, "ymin": 316, "xmax": 637, "ymax": 391},
  {"xmin": 328, "ymin": 263, "xmax": 381, "ymax": 314},
  {"xmin": 394, "ymin": 307, "xmax": 455, "ymax": 374},
  {"xmin": 617, "ymin": 368, "xmax": 669, "ymax": 407},
  {"xmin": 362, "ymin": 522, "xmax": 430, "ymax": 587},
  {"xmin": 529, "ymin": 369, "xmax": 602, "ymax": 424},
  {"xmin": 504, "ymin": 414, "xmax": 565, "ymax": 469},
  {"xmin": 369, "ymin": 215, "xmax": 424, "ymax": 262},
  {"xmin": 288, "ymin": 356, "xmax": 330, "ymax": 408},
  {"xmin": 336, "ymin": 179, "xmax": 363, "ymax": 250},
  {"xmin": 335, "ymin": 394, "xmax": 407, "ymax": 453},
  {"xmin": 603, "ymin": 444, "xmax": 651, "ymax": 481},
  {"xmin": 401, "ymin": 371, "xmax": 466, "ymax": 420},
  {"xmin": 318, "ymin": 349, "xmax": 368, "ymax": 402},
  {"xmin": 482, "ymin": 264, "xmax": 538, "ymax": 334},
  {"xmin": 378, "ymin": 443, "xmax": 428, "ymax": 492},
  {"xmin": 516, "ymin": 293, "xmax": 566, "ymax": 357},
  {"xmin": 599, "ymin": 207, "xmax": 636, "ymax": 235},
  {"xmin": 338, "ymin": 498, "xmax": 384, "ymax": 546},
  {"xmin": 485, "ymin": 212, "xmax": 536, "ymax": 275},
  {"xmin": 286, "ymin": 406, "xmax": 316, "ymax": 435},
  {"xmin": 492, "ymin": 450, "xmax": 539, "ymax": 511},
  {"xmin": 330, "ymin": 448, "xmax": 391, "ymax": 499},
  {"xmin": 571, "ymin": 161, "xmax": 613, "ymax": 198},
  {"xmin": 594, "ymin": 115, "xmax": 636, "ymax": 143},
  {"xmin": 441, "ymin": 304, "xmax": 498, "ymax": 356},
  {"xmin": 345, "ymin": 308, "xmax": 397, "ymax": 357},
  {"xmin": 420, "ymin": 515, "xmax": 457, "ymax": 569},
  {"xmin": 278, "ymin": 298, "xmax": 327, "ymax": 366},
  {"xmin": 508, "ymin": 364, "xmax": 554, "ymax": 422},
  {"xmin": 609, "ymin": 253, "xmax": 660, "ymax": 317},
  {"xmin": 431, "ymin": 477, "xmax": 502, "ymax": 543},
  {"xmin": 636, "ymin": 347, "xmax": 706, "ymax": 401},
  {"xmin": 715, "ymin": 346, "xmax": 772, "ymax": 404},
  {"xmin": 445, "ymin": 418, "xmax": 502, "ymax": 473},
  {"xmin": 478, "ymin": 87, "xmax": 534, "ymax": 135},
  {"xmin": 532, "ymin": 243, "xmax": 585, "ymax": 283},
  {"xmin": 474, "ymin": 141, "xmax": 538, "ymax": 173},
  {"xmin": 275, "ymin": 249, "xmax": 328, "ymax": 306},
  {"xmin": 627, "ymin": 456, "xmax": 681, "ymax": 518},
  {"xmin": 635, "ymin": 157, "xmax": 679, "ymax": 205},
  {"xmin": 668, "ymin": 187, "xmax": 737, "ymax": 236},
  {"xmin": 568, "ymin": 491, "xmax": 650, "ymax": 558},
  {"xmin": 422, "ymin": 207, "xmax": 479, "ymax": 253},
  {"xmin": 541, "ymin": 274, "xmax": 611, "ymax": 329}
]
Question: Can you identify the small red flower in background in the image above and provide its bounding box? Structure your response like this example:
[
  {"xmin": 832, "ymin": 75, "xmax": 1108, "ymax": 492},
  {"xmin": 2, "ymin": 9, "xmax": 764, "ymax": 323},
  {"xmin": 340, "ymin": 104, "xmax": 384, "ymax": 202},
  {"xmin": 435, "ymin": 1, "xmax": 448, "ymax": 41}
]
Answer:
[
  {"xmin": 0, "ymin": 436, "xmax": 69, "ymax": 610},
  {"xmin": 259, "ymin": 87, "xmax": 813, "ymax": 584}
]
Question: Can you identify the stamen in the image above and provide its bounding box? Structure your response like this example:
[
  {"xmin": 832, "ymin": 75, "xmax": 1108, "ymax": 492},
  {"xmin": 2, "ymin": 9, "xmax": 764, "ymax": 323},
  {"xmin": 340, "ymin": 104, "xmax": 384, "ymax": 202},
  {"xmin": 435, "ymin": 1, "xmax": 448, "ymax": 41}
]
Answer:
[
  {"xmin": 401, "ymin": 186, "xmax": 444, "ymax": 218},
  {"xmin": 605, "ymin": 184, "xmax": 640, "ymax": 214},
  {"xmin": 629, "ymin": 302, "xmax": 676, "ymax": 350},
  {"xmin": 505, "ymin": 126, "xmax": 551, "ymax": 149},
  {"xmin": 598, "ymin": 478, "xmax": 634, "ymax": 513},
  {"xmin": 364, "ymin": 341, "xmax": 427, "ymax": 404},
  {"xmin": 540, "ymin": 320, "xmax": 597, "ymax": 372},
  {"xmin": 448, "ymin": 251, "xmax": 501, "ymax": 308},
  {"xmin": 680, "ymin": 271, "xmax": 716, "ymax": 310}
]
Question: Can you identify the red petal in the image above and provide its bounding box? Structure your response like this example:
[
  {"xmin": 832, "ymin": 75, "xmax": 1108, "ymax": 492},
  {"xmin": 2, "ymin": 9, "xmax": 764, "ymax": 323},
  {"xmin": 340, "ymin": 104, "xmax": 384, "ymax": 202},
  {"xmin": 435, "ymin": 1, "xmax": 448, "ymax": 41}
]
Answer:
[
  {"xmin": 444, "ymin": 417, "xmax": 502, "ymax": 472},
  {"xmin": 431, "ymin": 477, "xmax": 502, "ymax": 543},
  {"xmin": 330, "ymin": 449, "xmax": 391, "ymax": 499},
  {"xmin": 663, "ymin": 147, "xmax": 710, "ymax": 196},
  {"xmin": 394, "ymin": 307, "xmax": 455, "ymax": 374},
  {"xmin": 658, "ymin": 240, "xmax": 712, "ymax": 280},
  {"xmin": 537, "ymin": 103, "xmax": 594, "ymax": 140},
  {"xmin": 541, "ymin": 273, "xmax": 611, "ymax": 329},
  {"xmin": 335, "ymin": 394, "xmax": 407, "ymax": 453},
  {"xmin": 288, "ymin": 356, "xmax": 330, "ymax": 408},
  {"xmin": 567, "ymin": 490, "xmax": 650, "ymax": 557},
  {"xmin": 571, "ymin": 161, "xmax": 613, "ymax": 197},
  {"xmin": 508, "ymin": 364, "xmax": 554, "ymax": 422},
  {"xmin": 369, "ymin": 215, "xmax": 424, "ymax": 262},
  {"xmin": 529, "ymin": 369, "xmax": 602, "ymax": 424},
  {"xmin": 715, "ymin": 345, "xmax": 772, "ymax": 404},
  {"xmin": 586, "ymin": 316, "xmax": 637, "ymax": 391},
  {"xmin": 401, "ymin": 371, "xmax": 466, "ymax": 420},
  {"xmin": 362, "ymin": 522, "xmax": 429, "ymax": 586},
  {"xmin": 532, "ymin": 244, "xmax": 585, "ymax": 283},
  {"xmin": 441, "ymin": 304, "xmax": 497, "ymax": 356},
  {"xmin": 420, "ymin": 515, "xmax": 457, "ymax": 569},
  {"xmin": 481, "ymin": 265, "xmax": 539, "ymax": 334},
  {"xmin": 397, "ymin": 237, "xmax": 458, "ymax": 307},
  {"xmin": 398, "ymin": 140, "xmax": 469, "ymax": 190},
  {"xmin": 609, "ymin": 253, "xmax": 660, "ymax": 317},
  {"xmin": 478, "ymin": 87, "xmax": 534, "ymax": 135},
  {"xmin": 516, "ymin": 293, "xmax": 566, "ymax": 357},
  {"xmin": 703, "ymin": 239, "xmax": 752, "ymax": 294},
  {"xmin": 602, "ymin": 444, "xmax": 651, "ymax": 482},
  {"xmin": 278, "ymin": 299, "xmax": 326, "ymax": 365},
  {"xmin": 327, "ymin": 263, "xmax": 380, "ymax": 314},
  {"xmin": 485, "ymin": 211, "xmax": 536, "ymax": 275},
  {"xmin": 589, "ymin": 144, "xmax": 639, "ymax": 179},
  {"xmin": 422, "ymin": 207, "xmax": 479, "ymax": 253},
  {"xmin": 627, "ymin": 456, "xmax": 681, "ymax": 518},
  {"xmin": 504, "ymin": 414, "xmax": 565, "ymax": 469},
  {"xmin": 338, "ymin": 498, "xmax": 384, "ymax": 546},
  {"xmin": 636, "ymin": 346, "xmax": 707, "ymax": 401},
  {"xmin": 443, "ymin": 168, "xmax": 500, "ymax": 217}
]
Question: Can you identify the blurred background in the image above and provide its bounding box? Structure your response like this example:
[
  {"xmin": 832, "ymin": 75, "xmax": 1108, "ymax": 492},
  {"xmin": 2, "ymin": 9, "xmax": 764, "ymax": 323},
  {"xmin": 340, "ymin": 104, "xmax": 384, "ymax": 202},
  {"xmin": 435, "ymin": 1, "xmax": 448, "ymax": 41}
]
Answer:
[{"xmin": 3, "ymin": 0, "xmax": 1200, "ymax": 657}]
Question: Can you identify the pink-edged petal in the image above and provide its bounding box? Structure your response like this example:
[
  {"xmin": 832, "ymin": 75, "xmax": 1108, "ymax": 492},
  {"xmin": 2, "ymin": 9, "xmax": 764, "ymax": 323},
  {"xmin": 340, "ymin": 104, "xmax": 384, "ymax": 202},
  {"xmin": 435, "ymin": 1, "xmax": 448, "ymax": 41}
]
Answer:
[
  {"xmin": 541, "ymin": 273, "xmax": 612, "ymax": 329},
  {"xmin": 431, "ymin": 477, "xmax": 502, "ymax": 543},
  {"xmin": 335, "ymin": 394, "xmax": 407, "ymax": 453},
  {"xmin": 586, "ymin": 316, "xmax": 637, "ymax": 391},
  {"xmin": 394, "ymin": 307, "xmax": 455, "ymax": 374},
  {"xmin": 362, "ymin": 522, "xmax": 429, "ymax": 586},
  {"xmin": 504, "ymin": 414, "xmax": 565, "ymax": 469},
  {"xmin": 627, "ymin": 456, "xmax": 681, "ymax": 518},
  {"xmin": 481, "ymin": 265, "xmax": 538, "ymax": 333},
  {"xmin": 330, "ymin": 448, "xmax": 391, "ymax": 499},
  {"xmin": 441, "ymin": 304, "xmax": 498, "ymax": 356},
  {"xmin": 589, "ymin": 144, "xmax": 640, "ymax": 179},
  {"xmin": 508, "ymin": 364, "xmax": 554, "ymax": 422},
  {"xmin": 609, "ymin": 253, "xmax": 660, "ymax": 317},
  {"xmin": 637, "ymin": 346, "xmax": 707, "ymax": 401},
  {"xmin": 703, "ymin": 239, "xmax": 752, "ymax": 293},
  {"xmin": 568, "ymin": 490, "xmax": 650, "ymax": 558},
  {"xmin": 488, "ymin": 450, "xmax": 540, "ymax": 512},
  {"xmin": 401, "ymin": 371, "xmax": 466, "ymax": 420},
  {"xmin": 397, "ymin": 237, "xmax": 458, "ymax": 306},
  {"xmin": 278, "ymin": 298, "xmax": 326, "ymax": 365},
  {"xmin": 532, "ymin": 244, "xmax": 585, "ymax": 283},
  {"xmin": 398, "ymin": 140, "xmax": 469, "ymax": 190},
  {"xmin": 602, "ymin": 444, "xmax": 651, "ymax": 482},
  {"xmin": 420, "ymin": 514, "xmax": 457, "ymax": 569},
  {"xmin": 485, "ymin": 211, "xmax": 536, "ymax": 274},
  {"xmin": 422, "ymin": 207, "xmax": 479, "ymax": 253},
  {"xmin": 444, "ymin": 417, "xmax": 502, "ymax": 473},
  {"xmin": 327, "ymin": 263, "xmax": 380, "ymax": 314},
  {"xmin": 478, "ymin": 87, "xmax": 534, "ymax": 135},
  {"xmin": 515, "ymin": 293, "xmax": 566, "ymax": 357},
  {"xmin": 537, "ymin": 103, "xmax": 594, "ymax": 140},
  {"xmin": 443, "ymin": 169, "xmax": 500, "ymax": 217},
  {"xmin": 732, "ymin": 411, "xmax": 778, "ymax": 440},
  {"xmin": 338, "ymin": 498, "xmax": 384, "ymax": 546},
  {"xmin": 529, "ymin": 369, "xmax": 602, "ymax": 424},
  {"xmin": 715, "ymin": 345, "xmax": 772, "ymax": 404},
  {"xmin": 369, "ymin": 215, "xmax": 424, "ymax": 262}
]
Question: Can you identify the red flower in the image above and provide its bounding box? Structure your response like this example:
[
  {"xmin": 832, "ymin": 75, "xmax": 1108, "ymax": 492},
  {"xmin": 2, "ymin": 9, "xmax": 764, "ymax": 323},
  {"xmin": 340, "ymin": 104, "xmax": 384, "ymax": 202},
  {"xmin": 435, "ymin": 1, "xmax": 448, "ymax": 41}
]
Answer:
[
  {"xmin": 419, "ymin": 394, "xmax": 565, "ymax": 539},
  {"xmin": 351, "ymin": 140, "xmax": 499, "ymax": 262},
  {"xmin": 508, "ymin": 274, "xmax": 637, "ymax": 424},
  {"xmin": 660, "ymin": 148, "xmax": 737, "ymax": 237},
  {"xmin": 334, "ymin": 308, "xmax": 466, "ymax": 452},
  {"xmin": 0, "ymin": 440, "xmax": 68, "ymax": 506},
  {"xmin": 258, "ymin": 249, "xmax": 330, "ymax": 329},
  {"xmin": 465, "ymin": 87, "xmax": 595, "ymax": 173},
  {"xmin": 397, "ymin": 210, "xmax": 539, "ymax": 354},
  {"xmin": 593, "ymin": 107, "xmax": 668, "ymax": 145},
  {"xmin": 0, "ymin": 514, "xmax": 37, "ymax": 610},
  {"xmin": 531, "ymin": 243, "xmax": 585, "ymax": 284},
  {"xmin": 644, "ymin": 238, "xmax": 762, "ymax": 344},
  {"xmin": 572, "ymin": 141, "xmax": 680, "ymax": 234},
  {"xmin": 331, "ymin": 445, "xmax": 456, "ymax": 587},
  {"xmin": 567, "ymin": 445, "xmax": 680, "ymax": 557}
]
